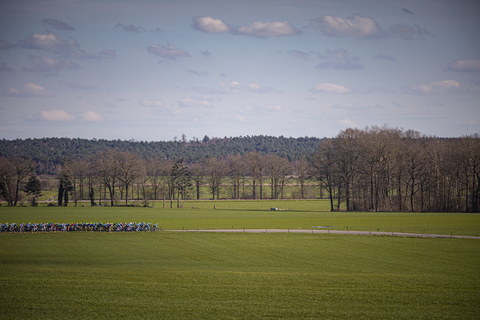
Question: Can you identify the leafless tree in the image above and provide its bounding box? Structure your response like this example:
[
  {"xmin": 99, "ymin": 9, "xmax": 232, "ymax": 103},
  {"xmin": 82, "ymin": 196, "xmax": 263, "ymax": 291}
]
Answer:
[
  {"xmin": 10, "ymin": 158, "xmax": 34, "ymax": 206},
  {"xmin": 117, "ymin": 152, "xmax": 142, "ymax": 206},
  {"xmin": 0, "ymin": 157, "xmax": 16, "ymax": 206},
  {"xmin": 309, "ymin": 140, "xmax": 337, "ymax": 211},
  {"xmin": 204, "ymin": 157, "xmax": 227, "ymax": 199},
  {"xmin": 245, "ymin": 152, "xmax": 264, "ymax": 199},
  {"xmin": 294, "ymin": 159, "xmax": 310, "ymax": 199},
  {"xmin": 190, "ymin": 161, "xmax": 205, "ymax": 200},
  {"xmin": 95, "ymin": 150, "xmax": 121, "ymax": 206},
  {"xmin": 266, "ymin": 155, "xmax": 291, "ymax": 199},
  {"xmin": 228, "ymin": 154, "xmax": 246, "ymax": 199}
]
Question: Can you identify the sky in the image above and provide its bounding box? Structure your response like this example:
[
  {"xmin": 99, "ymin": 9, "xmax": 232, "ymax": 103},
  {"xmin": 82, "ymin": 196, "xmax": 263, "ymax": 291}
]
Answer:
[{"xmin": 0, "ymin": 0, "xmax": 479, "ymax": 142}]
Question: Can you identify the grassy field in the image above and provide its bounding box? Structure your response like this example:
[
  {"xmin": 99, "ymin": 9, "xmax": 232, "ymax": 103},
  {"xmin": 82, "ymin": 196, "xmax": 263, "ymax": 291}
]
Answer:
[
  {"xmin": 1, "ymin": 202, "xmax": 479, "ymax": 319},
  {"xmin": 1, "ymin": 200, "xmax": 479, "ymax": 236},
  {"xmin": 1, "ymin": 232, "xmax": 479, "ymax": 319}
]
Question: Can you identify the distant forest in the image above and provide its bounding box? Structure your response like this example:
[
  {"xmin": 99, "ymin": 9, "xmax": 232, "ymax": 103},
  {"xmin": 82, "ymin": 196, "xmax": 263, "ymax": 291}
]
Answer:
[
  {"xmin": 0, "ymin": 135, "xmax": 323, "ymax": 174},
  {"xmin": 1, "ymin": 128, "xmax": 479, "ymax": 213}
]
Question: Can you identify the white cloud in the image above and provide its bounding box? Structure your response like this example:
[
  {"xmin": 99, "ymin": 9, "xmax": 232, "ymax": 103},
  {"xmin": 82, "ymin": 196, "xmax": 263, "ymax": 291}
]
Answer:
[
  {"xmin": 179, "ymin": 97, "xmax": 213, "ymax": 108},
  {"xmin": 310, "ymin": 15, "xmax": 383, "ymax": 38},
  {"xmin": 81, "ymin": 111, "xmax": 103, "ymax": 122},
  {"xmin": 139, "ymin": 99, "xmax": 164, "ymax": 108},
  {"xmin": 248, "ymin": 83, "xmax": 281, "ymax": 93},
  {"xmin": 189, "ymin": 81, "xmax": 245, "ymax": 94},
  {"xmin": 315, "ymin": 48, "xmax": 364, "ymax": 70},
  {"xmin": 20, "ymin": 32, "xmax": 66, "ymax": 51},
  {"xmin": 147, "ymin": 42, "xmax": 190, "ymax": 60},
  {"xmin": 40, "ymin": 109, "xmax": 75, "ymax": 122},
  {"xmin": 264, "ymin": 104, "xmax": 283, "ymax": 112},
  {"xmin": 309, "ymin": 14, "xmax": 432, "ymax": 40},
  {"xmin": 22, "ymin": 55, "xmax": 81, "ymax": 72},
  {"xmin": 388, "ymin": 24, "xmax": 432, "ymax": 40},
  {"xmin": 235, "ymin": 115, "xmax": 247, "ymax": 122},
  {"xmin": 192, "ymin": 16, "xmax": 300, "ymax": 37},
  {"xmin": 19, "ymin": 32, "xmax": 95, "ymax": 59},
  {"xmin": 219, "ymin": 81, "xmax": 243, "ymax": 94},
  {"xmin": 404, "ymin": 80, "xmax": 480, "ymax": 94},
  {"xmin": 115, "ymin": 23, "xmax": 146, "ymax": 32},
  {"xmin": 4, "ymin": 83, "xmax": 54, "ymax": 97},
  {"xmin": 446, "ymin": 59, "xmax": 480, "ymax": 72},
  {"xmin": 311, "ymin": 83, "xmax": 351, "ymax": 93},
  {"xmin": 288, "ymin": 50, "xmax": 309, "ymax": 60},
  {"xmin": 192, "ymin": 16, "xmax": 230, "ymax": 33},
  {"xmin": 236, "ymin": 20, "xmax": 300, "ymax": 37}
]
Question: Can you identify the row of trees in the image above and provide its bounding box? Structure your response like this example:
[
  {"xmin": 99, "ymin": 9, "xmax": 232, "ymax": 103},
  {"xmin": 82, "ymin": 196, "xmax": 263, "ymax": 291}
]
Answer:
[
  {"xmin": 1, "ymin": 127, "xmax": 479, "ymax": 212},
  {"xmin": 0, "ymin": 157, "xmax": 42, "ymax": 206},
  {"xmin": 55, "ymin": 150, "xmax": 303, "ymax": 208},
  {"xmin": 0, "ymin": 135, "xmax": 323, "ymax": 174},
  {"xmin": 311, "ymin": 127, "xmax": 480, "ymax": 213}
]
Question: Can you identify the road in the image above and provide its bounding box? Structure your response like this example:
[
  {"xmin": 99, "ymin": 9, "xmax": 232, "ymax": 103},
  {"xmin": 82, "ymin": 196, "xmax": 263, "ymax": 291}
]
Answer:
[{"xmin": 166, "ymin": 228, "xmax": 480, "ymax": 239}]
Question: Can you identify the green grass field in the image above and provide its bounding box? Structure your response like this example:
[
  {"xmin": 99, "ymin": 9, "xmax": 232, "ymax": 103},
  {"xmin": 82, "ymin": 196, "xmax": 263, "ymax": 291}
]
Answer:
[
  {"xmin": 1, "ymin": 201, "xmax": 479, "ymax": 319},
  {"xmin": 1, "ymin": 200, "xmax": 479, "ymax": 236},
  {"xmin": 1, "ymin": 232, "xmax": 479, "ymax": 319}
]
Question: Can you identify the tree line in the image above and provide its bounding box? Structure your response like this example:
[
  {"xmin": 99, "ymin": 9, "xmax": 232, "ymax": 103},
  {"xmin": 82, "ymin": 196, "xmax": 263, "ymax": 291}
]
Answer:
[
  {"xmin": 0, "ymin": 135, "xmax": 323, "ymax": 174},
  {"xmin": 1, "ymin": 126, "xmax": 479, "ymax": 212},
  {"xmin": 311, "ymin": 127, "xmax": 479, "ymax": 213}
]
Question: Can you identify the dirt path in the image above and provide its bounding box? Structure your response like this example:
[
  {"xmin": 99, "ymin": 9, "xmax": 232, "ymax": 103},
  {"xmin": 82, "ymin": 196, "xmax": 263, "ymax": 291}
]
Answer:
[{"xmin": 166, "ymin": 228, "xmax": 480, "ymax": 239}]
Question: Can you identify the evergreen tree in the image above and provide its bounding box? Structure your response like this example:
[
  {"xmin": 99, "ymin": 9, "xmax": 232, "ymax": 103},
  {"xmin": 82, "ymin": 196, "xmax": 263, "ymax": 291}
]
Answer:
[
  {"xmin": 171, "ymin": 159, "xmax": 191, "ymax": 208},
  {"xmin": 24, "ymin": 176, "xmax": 42, "ymax": 206}
]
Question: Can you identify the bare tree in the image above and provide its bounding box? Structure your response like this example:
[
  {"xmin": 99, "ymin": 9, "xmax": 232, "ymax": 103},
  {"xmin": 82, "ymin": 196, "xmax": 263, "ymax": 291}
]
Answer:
[
  {"xmin": 458, "ymin": 134, "xmax": 480, "ymax": 212},
  {"xmin": 295, "ymin": 159, "xmax": 310, "ymax": 199},
  {"xmin": 190, "ymin": 161, "xmax": 205, "ymax": 200},
  {"xmin": 245, "ymin": 152, "xmax": 264, "ymax": 199},
  {"xmin": 228, "ymin": 154, "xmax": 245, "ymax": 199},
  {"xmin": 58, "ymin": 160, "xmax": 74, "ymax": 206},
  {"xmin": 309, "ymin": 140, "xmax": 337, "ymax": 211},
  {"xmin": 333, "ymin": 128, "xmax": 360, "ymax": 211},
  {"xmin": 266, "ymin": 155, "xmax": 291, "ymax": 199},
  {"xmin": 0, "ymin": 157, "xmax": 15, "ymax": 206},
  {"xmin": 86, "ymin": 157, "xmax": 98, "ymax": 206},
  {"xmin": 148, "ymin": 158, "xmax": 170, "ymax": 201},
  {"xmin": 117, "ymin": 152, "xmax": 142, "ymax": 206},
  {"xmin": 204, "ymin": 157, "xmax": 227, "ymax": 200},
  {"xmin": 11, "ymin": 158, "xmax": 34, "ymax": 206},
  {"xmin": 95, "ymin": 150, "xmax": 121, "ymax": 206}
]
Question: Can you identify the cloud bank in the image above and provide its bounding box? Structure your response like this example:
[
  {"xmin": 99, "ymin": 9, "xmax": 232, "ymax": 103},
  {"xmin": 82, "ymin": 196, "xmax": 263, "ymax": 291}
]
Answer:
[
  {"xmin": 22, "ymin": 55, "xmax": 81, "ymax": 72},
  {"xmin": 311, "ymin": 83, "xmax": 351, "ymax": 93},
  {"xmin": 4, "ymin": 83, "xmax": 54, "ymax": 97},
  {"xmin": 315, "ymin": 48, "xmax": 364, "ymax": 70},
  {"xmin": 147, "ymin": 42, "xmax": 190, "ymax": 60},
  {"xmin": 192, "ymin": 16, "xmax": 300, "ymax": 37},
  {"xmin": 405, "ymin": 80, "xmax": 480, "ymax": 94},
  {"xmin": 446, "ymin": 59, "xmax": 480, "ymax": 72},
  {"xmin": 308, "ymin": 14, "xmax": 432, "ymax": 40},
  {"xmin": 40, "ymin": 109, "xmax": 75, "ymax": 121},
  {"xmin": 192, "ymin": 16, "xmax": 230, "ymax": 33}
]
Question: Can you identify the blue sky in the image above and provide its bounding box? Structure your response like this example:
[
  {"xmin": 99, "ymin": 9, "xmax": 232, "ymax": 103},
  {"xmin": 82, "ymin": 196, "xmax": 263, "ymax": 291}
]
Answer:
[{"xmin": 0, "ymin": 0, "xmax": 479, "ymax": 141}]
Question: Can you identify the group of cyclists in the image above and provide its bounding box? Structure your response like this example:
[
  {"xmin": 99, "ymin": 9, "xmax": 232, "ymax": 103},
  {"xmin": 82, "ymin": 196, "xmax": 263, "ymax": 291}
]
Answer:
[{"xmin": 0, "ymin": 222, "xmax": 159, "ymax": 233}]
